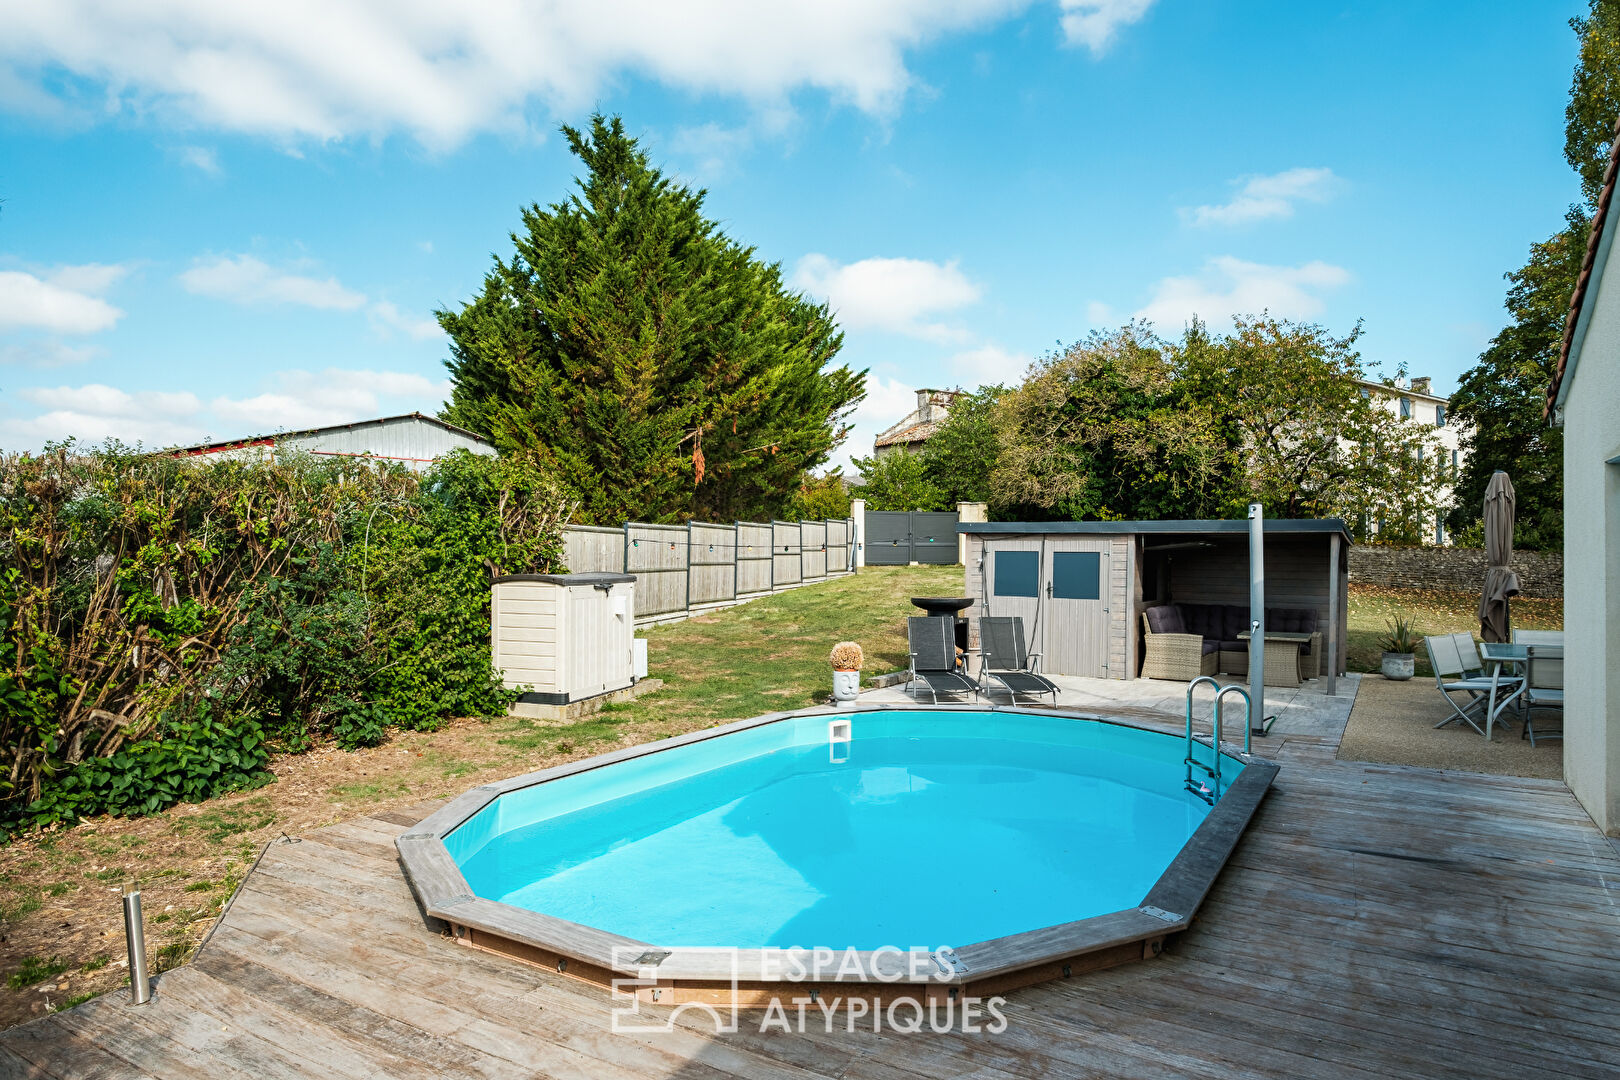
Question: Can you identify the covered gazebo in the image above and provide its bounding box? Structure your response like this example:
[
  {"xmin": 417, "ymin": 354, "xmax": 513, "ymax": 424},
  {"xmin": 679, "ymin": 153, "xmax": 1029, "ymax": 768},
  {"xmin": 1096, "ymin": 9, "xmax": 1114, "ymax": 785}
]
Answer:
[{"xmin": 958, "ymin": 519, "xmax": 1351, "ymax": 690}]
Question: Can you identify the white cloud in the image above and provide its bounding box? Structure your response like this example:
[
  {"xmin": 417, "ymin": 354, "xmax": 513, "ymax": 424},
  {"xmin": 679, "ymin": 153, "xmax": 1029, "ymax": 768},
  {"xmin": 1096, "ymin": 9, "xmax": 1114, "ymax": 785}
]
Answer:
[
  {"xmin": 834, "ymin": 373, "xmax": 919, "ymax": 470},
  {"xmin": 1185, "ymin": 167, "xmax": 1340, "ymax": 227},
  {"xmin": 946, "ymin": 344, "xmax": 1029, "ymax": 386},
  {"xmin": 178, "ymin": 145, "xmax": 221, "ymax": 174},
  {"xmin": 793, "ymin": 254, "xmax": 982, "ymax": 343},
  {"xmin": 1133, "ymin": 256, "xmax": 1351, "ymax": 331},
  {"xmin": 369, "ymin": 300, "xmax": 443, "ymax": 341},
  {"xmin": 0, "ymin": 265, "xmax": 127, "ymax": 333},
  {"xmin": 1059, "ymin": 0, "xmax": 1155, "ymax": 53},
  {"xmin": 0, "ymin": 340, "xmax": 104, "ymax": 367},
  {"xmin": 0, "ymin": 1, "xmax": 1053, "ymax": 147},
  {"xmin": 10, "ymin": 384, "xmax": 204, "ymax": 447},
  {"xmin": 208, "ymin": 368, "xmax": 451, "ymax": 431},
  {"xmin": 1084, "ymin": 300, "xmax": 1115, "ymax": 328},
  {"xmin": 3, "ymin": 367, "xmax": 450, "ymax": 450},
  {"xmin": 179, "ymin": 254, "xmax": 366, "ymax": 310}
]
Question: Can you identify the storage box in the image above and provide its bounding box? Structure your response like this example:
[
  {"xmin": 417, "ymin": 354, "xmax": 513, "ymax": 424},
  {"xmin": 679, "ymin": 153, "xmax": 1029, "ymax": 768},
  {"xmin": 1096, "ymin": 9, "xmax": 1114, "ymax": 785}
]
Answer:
[{"xmin": 491, "ymin": 573, "xmax": 635, "ymax": 705}]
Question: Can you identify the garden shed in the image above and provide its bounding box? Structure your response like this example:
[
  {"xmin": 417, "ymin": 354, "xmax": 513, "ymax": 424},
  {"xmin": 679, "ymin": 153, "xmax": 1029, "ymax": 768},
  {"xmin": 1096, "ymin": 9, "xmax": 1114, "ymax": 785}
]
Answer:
[{"xmin": 959, "ymin": 519, "xmax": 1351, "ymax": 683}]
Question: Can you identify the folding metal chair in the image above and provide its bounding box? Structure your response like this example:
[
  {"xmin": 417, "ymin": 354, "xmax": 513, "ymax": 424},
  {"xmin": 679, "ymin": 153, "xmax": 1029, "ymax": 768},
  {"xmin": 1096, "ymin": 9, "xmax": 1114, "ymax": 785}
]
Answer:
[
  {"xmin": 977, "ymin": 616, "xmax": 1059, "ymax": 706},
  {"xmin": 906, "ymin": 616, "xmax": 979, "ymax": 703},
  {"xmin": 1426, "ymin": 632, "xmax": 1501, "ymax": 736}
]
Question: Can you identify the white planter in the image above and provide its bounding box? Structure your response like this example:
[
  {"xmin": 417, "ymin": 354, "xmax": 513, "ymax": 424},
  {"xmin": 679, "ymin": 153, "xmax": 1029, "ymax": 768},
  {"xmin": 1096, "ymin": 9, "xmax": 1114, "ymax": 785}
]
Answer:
[
  {"xmin": 1381, "ymin": 652, "xmax": 1415, "ymax": 681},
  {"xmin": 832, "ymin": 669, "xmax": 861, "ymax": 702}
]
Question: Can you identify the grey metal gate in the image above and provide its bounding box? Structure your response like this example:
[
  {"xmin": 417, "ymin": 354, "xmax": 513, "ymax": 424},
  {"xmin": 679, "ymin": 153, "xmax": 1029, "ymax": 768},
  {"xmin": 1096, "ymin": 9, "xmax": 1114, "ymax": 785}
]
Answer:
[{"xmin": 865, "ymin": 510, "xmax": 960, "ymax": 565}]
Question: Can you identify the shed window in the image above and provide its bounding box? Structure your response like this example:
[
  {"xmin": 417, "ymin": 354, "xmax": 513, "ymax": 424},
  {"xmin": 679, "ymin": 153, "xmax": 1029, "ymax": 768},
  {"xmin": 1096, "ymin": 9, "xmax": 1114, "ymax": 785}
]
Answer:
[
  {"xmin": 1435, "ymin": 405, "xmax": 1446, "ymax": 428},
  {"xmin": 993, "ymin": 550, "xmax": 1039, "ymax": 598},
  {"xmin": 1399, "ymin": 397, "xmax": 1412, "ymax": 419},
  {"xmin": 1051, "ymin": 551, "xmax": 1102, "ymax": 600}
]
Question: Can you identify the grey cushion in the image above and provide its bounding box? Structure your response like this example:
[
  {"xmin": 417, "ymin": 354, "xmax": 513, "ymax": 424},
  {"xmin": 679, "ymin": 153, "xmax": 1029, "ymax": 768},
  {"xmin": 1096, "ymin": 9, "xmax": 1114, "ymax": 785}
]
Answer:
[{"xmin": 1145, "ymin": 606, "xmax": 1185, "ymax": 634}]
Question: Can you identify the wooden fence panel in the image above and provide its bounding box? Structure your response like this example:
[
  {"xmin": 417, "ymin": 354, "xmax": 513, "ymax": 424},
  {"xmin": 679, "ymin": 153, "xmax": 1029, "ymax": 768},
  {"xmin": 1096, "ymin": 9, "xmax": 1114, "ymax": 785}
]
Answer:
[
  {"xmin": 562, "ymin": 525, "xmax": 624, "ymax": 574},
  {"xmin": 625, "ymin": 523, "xmax": 688, "ymax": 617},
  {"xmin": 736, "ymin": 522, "xmax": 774, "ymax": 595},
  {"xmin": 688, "ymin": 522, "xmax": 737, "ymax": 606},
  {"xmin": 559, "ymin": 518, "xmax": 852, "ymax": 620},
  {"xmin": 772, "ymin": 521, "xmax": 803, "ymax": 586},
  {"xmin": 800, "ymin": 521, "xmax": 828, "ymax": 579},
  {"xmin": 826, "ymin": 519, "xmax": 850, "ymax": 574}
]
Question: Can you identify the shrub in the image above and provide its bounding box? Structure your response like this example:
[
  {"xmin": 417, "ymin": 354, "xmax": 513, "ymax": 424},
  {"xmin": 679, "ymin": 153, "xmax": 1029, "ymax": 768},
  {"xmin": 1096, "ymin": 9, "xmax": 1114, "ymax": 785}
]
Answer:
[{"xmin": 0, "ymin": 443, "xmax": 569, "ymax": 828}]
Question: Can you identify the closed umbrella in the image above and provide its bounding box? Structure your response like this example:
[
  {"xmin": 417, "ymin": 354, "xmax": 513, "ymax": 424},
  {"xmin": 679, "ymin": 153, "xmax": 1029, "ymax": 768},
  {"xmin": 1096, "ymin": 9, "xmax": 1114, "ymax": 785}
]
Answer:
[{"xmin": 1478, "ymin": 470, "xmax": 1520, "ymax": 643}]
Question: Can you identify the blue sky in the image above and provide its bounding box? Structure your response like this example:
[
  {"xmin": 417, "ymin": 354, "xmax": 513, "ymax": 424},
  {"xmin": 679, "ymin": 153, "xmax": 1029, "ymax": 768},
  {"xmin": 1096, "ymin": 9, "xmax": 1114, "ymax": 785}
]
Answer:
[{"xmin": 0, "ymin": 1, "xmax": 1588, "ymax": 468}]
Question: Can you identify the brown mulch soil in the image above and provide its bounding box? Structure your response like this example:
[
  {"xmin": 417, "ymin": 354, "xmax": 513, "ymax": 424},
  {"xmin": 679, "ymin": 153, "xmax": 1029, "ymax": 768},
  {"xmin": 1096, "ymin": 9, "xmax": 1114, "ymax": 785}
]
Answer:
[{"xmin": 0, "ymin": 707, "xmax": 704, "ymax": 1029}]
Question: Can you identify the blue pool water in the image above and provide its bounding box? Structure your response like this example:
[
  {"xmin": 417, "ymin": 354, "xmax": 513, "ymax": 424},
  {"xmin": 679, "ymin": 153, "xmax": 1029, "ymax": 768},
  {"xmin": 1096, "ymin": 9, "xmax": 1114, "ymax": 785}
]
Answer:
[{"xmin": 448, "ymin": 711, "xmax": 1233, "ymax": 950}]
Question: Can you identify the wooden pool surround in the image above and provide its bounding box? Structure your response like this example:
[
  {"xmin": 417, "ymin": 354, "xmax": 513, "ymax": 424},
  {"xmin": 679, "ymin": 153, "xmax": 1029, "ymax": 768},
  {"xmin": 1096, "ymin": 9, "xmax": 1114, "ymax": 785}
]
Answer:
[{"xmin": 396, "ymin": 703, "xmax": 1278, "ymax": 1009}]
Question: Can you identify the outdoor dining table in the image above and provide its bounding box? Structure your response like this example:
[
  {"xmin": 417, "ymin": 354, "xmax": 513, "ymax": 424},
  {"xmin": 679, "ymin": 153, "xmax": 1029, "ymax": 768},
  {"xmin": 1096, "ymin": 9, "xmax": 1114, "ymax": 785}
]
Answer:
[
  {"xmin": 1477, "ymin": 641, "xmax": 1562, "ymax": 740},
  {"xmin": 1236, "ymin": 629, "xmax": 1313, "ymax": 688}
]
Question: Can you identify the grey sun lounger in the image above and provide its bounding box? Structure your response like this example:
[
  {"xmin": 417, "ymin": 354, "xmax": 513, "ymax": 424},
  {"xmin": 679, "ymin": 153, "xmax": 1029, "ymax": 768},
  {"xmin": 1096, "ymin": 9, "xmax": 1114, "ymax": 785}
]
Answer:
[
  {"xmin": 977, "ymin": 616, "xmax": 1059, "ymax": 706},
  {"xmin": 906, "ymin": 616, "xmax": 979, "ymax": 703}
]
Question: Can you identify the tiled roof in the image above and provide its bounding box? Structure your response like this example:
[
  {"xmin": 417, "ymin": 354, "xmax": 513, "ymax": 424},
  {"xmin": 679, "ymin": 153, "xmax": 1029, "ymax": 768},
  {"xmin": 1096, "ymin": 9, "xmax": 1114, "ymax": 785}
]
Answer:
[
  {"xmin": 873, "ymin": 419, "xmax": 944, "ymax": 448},
  {"xmin": 1550, "ymin": 117, "xmax": 1620, "ymax": 419}
]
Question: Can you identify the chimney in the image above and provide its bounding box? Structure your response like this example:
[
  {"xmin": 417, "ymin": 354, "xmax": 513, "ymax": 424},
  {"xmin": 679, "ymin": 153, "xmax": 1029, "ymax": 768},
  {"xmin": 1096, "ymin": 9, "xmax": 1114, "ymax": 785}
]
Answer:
[
  {"xmin": 1410, "ymin": 376, "xmax": 1431, "ymax": 395},
  {"xmin": 916, "ymin": 389, "xmax": 932, "ymax": 415}
]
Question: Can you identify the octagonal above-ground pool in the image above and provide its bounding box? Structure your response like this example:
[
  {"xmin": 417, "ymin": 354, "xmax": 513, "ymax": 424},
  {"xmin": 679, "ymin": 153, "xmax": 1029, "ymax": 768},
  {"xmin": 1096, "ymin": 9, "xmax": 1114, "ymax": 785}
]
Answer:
[{"xmin": 397, "ymin": 704, "xmax": 1277, "ymax": 1008}]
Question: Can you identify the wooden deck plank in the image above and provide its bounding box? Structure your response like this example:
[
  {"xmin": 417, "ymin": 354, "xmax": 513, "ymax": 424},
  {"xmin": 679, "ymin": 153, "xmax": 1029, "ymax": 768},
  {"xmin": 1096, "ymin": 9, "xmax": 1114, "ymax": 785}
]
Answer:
[{"xmin": 5, "ymin": 721, "xmax": 1620, "ymax": 1080}]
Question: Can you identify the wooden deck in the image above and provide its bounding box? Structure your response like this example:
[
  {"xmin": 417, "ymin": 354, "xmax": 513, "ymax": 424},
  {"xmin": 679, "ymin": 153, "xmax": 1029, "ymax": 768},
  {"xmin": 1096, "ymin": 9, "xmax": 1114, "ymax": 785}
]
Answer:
[{"xmin": 5, "ymin": 728, "xmax": 1620, "ymax": 1079}]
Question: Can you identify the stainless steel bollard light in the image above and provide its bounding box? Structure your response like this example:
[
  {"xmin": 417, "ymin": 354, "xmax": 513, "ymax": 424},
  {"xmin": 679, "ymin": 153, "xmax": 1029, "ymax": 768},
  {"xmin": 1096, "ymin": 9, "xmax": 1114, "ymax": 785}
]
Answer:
[{"xmin": 122, "ymin": 882, "xmax": 151, "ymax": 1006}]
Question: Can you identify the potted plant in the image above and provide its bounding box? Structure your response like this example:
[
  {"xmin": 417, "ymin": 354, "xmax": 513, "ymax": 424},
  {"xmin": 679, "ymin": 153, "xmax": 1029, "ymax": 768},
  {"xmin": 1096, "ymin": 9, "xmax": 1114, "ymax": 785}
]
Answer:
[
  {"xmin": 1379, "ymin": 615, "xmax": 1418, "ymax": 681},
  {"xmin": 830, "ymin": 641, "xmax": 864, "ymax": 703}
]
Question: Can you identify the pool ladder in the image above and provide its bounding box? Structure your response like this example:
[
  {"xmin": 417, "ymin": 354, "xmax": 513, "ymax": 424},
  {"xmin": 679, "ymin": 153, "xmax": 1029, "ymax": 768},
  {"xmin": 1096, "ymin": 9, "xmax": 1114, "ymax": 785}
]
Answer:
[{"xmin": 1184, "ymin": 677, "xmax": 1252, "ymax": 805}]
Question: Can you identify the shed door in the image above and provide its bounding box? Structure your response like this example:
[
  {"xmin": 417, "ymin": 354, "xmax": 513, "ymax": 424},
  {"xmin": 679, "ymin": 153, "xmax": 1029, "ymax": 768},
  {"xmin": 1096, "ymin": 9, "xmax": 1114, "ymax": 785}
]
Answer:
[
  {"xmin": 982, "ymin": 541, "xmax": 1043, "ymax": 659},
  {"xmin": 1042, "ymin": 540, "xmax": 1110, "ymax": 678}
]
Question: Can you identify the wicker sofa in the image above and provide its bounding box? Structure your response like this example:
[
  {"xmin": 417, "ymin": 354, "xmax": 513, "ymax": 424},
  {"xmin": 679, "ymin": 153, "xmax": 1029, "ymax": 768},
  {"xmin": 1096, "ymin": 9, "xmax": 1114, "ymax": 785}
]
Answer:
[{"xmin": 1140, "ymin": 603, "xmax": 1322, "ymax": 681}]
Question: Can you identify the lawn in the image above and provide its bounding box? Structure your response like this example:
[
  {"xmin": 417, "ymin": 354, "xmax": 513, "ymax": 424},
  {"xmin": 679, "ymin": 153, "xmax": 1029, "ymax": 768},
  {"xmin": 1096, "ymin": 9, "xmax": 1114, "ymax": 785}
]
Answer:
[
  {"xmin": 0, "ymin": 564, "xmax": 1558, "ymax": 1027},
  {"xmin": 1345, "ymin": 582, "xmax": 1563, "ymax": 676}
]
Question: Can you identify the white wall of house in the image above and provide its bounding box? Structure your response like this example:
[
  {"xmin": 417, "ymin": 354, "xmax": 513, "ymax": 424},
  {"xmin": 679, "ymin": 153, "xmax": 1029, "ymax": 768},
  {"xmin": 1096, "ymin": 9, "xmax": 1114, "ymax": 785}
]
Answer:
[
  {"xmin": 1558, "ymin": 268, "xmax": 1620, "ymax": 836},
  {"xmin": 1358, "ymin": 378, "xmax": 1463, "ymax": 544}
]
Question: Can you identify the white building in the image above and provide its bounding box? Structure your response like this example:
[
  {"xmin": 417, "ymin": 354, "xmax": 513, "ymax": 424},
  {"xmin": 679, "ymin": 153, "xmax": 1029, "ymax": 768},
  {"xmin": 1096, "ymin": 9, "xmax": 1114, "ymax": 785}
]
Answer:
[
  {"xmin": 169, "ymin": 413, "xmax": 495, "ymax": 473},
  {"xmin": 873, "ymin": 389, "xmax": 962, "ymax": 458},
  {"xmin": 1355, "ymin": 375, "xmax": 1464, "ymax": 544},
  {"xmin": 1548, "ymin": 124, "xmax": 1620, "ymax": 837}
]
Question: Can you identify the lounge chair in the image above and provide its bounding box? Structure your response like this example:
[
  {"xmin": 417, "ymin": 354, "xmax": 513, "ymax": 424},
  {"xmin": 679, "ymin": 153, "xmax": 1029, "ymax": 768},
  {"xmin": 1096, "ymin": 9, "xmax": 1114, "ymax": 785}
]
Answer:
[
  {"xmin": 1520, "ymin": 644, "xmax": 1564, "ymax": 747},
  {"xmin": 977, "ymin": 616, "xmax": 1059, "ymax": 706},
  {"xmin": 1425, "ymin": 632, "xmax": 1502, "ymax": 736},
  {"xmin": 906, "ymin": 616, "xmax": 979, "ymax": 703}
]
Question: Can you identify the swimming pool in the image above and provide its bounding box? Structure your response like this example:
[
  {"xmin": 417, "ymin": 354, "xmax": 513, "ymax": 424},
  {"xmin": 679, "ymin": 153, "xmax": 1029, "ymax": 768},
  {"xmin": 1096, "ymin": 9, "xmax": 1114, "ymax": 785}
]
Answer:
[{"xmin": 398, "ymin": 704, "xmax": 1276, "ymax": 1005}]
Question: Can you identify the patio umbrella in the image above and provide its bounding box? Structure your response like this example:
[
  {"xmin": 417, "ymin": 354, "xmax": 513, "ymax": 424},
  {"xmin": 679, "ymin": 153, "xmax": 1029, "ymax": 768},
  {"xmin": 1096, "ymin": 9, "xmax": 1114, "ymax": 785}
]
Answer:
[{"xmin": 1478, "ymin": 470, "xmax": 1520, "ymax": 642}]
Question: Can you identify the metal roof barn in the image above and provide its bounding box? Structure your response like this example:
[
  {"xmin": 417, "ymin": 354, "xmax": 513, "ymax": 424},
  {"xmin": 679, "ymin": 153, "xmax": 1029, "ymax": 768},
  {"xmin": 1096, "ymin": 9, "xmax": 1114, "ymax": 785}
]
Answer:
[{"xmin": 168, "ymin": 413, "xmax": 495, "ymax": 473}]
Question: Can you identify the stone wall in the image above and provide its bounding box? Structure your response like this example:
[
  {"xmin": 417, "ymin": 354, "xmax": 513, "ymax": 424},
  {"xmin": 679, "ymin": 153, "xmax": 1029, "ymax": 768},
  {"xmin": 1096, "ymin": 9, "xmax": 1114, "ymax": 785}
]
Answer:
[{"xmin": 1348, "ymin": 545, "xmax": 1563, "ymax": 599}]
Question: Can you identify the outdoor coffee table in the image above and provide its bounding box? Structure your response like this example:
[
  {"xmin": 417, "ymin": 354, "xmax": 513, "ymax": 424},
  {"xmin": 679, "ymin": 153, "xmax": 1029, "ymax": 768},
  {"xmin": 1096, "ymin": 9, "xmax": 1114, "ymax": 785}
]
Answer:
[
  {"xmin": 1477, "ymin": 641, "xmax": 1560, "ymax": 740},
  {"xmin": 1236, "ymin": 630, "xmax": 1313, "ymax": 688}
]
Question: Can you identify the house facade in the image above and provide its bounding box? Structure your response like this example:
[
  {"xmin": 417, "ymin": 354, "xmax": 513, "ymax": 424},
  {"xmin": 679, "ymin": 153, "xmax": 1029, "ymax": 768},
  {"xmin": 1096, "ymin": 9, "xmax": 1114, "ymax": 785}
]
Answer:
[
  {"xmin": 169, "ymin": 412, "xmax": 496, "ymax": 473},
  {"xmin": 872, "ymin": 389, "xmax": 962, "ymax": 457},
  {"xmin": 1548, "ymin": 121, "xmax": 1620, "ymax": 837},
  {"xmin": 1353, "ymin": 375, "xmax": 1464, "ymax": 544}
]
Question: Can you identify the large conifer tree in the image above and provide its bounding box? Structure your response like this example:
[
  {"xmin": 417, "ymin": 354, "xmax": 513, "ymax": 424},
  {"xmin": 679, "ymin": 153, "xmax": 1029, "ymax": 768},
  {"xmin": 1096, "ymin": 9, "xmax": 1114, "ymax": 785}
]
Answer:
[{"xmin": 439, "ymin": 115, "xmax": 864, "ymax": 524}]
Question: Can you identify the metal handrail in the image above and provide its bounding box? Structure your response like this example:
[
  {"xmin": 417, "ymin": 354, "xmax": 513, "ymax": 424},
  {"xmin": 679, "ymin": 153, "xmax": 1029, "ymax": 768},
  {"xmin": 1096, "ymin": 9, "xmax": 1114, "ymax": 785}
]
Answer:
[
  {"xmin": 1185, "ymin": 678, "xmax": 1253, "ymax": 803},
  {"xmin": 1185, "ymin": 676, "xmax": 1223, "ymax": 803},
  {"xmin": 1216, "ymin": 685, "xmax": 1253, "ymax": 756}
]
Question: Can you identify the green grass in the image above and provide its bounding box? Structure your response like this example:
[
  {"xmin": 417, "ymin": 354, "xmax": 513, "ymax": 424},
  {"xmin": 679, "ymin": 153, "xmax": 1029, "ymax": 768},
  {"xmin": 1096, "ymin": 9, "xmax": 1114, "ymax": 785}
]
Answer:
[
  {"xmin": 584, "ymin": 565, "xmax": 960, "ymax": 739},
  {"xmin": 1346, "ymin": 583, "xmax": 1563, "ymax": 677},
  {"xmin": 170, "ymin": 796, "xmax": 276, "ymax": 843},
  {"xmin": 0, "ymin": 896, "xmax": 41, "ymax": 922},
  {"xmin": 80, "ymin": 956, "xmax": 109, "ymax": 973},
  {"xmin": 7, "ymin": 957, "xmax": 68, "ymax": 990},
  {"xmin": 330, "ymin": 779, "xmax": 411, "ymax": 801},
  {"xmin": 57, "ymin": 991, "xmax": 98, "ymax": 1010}
]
